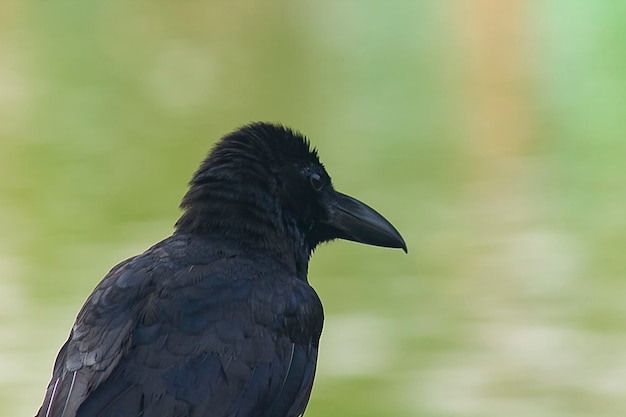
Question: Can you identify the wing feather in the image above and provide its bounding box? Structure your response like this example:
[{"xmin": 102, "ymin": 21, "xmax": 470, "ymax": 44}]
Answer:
[{"xmin": 37, "ymin": 238, "xmax": 323, "ymax": 417}]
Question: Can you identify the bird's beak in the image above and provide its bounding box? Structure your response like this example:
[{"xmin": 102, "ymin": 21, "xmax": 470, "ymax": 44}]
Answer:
[{"xmin": 322, "ymin": 191, "xmax": 407, "ymax": 253}]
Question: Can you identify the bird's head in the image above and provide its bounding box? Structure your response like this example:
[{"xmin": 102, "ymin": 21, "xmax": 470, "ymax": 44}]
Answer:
[{"xmin": 175, "ymin": 123, "xmax": 406, "ymax": 273}]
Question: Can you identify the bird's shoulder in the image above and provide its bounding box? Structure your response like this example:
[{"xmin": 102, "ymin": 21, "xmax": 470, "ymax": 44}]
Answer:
[
  {"xmin": 135, "ymin": 233, "xmax": 325, "ymax": 343},
  {"xmin": 77, "ymin": 232, "xmax": 322, "ymax": 332}
]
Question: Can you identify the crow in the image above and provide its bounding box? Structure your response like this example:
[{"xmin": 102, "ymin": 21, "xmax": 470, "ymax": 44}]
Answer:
[{"xmin": 36, "ymin": 122, "xmax": 406, "ymax": 417}]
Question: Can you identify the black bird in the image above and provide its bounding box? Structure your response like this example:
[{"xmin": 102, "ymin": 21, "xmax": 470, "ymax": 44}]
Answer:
[{"xmin": 36, "ymin": 122, "xmax": 406, "ymax": 417}]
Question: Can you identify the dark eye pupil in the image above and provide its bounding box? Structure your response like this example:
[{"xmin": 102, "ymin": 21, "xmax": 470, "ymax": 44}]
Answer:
[{"xmin": 310, "ymin": 173, "xmax": 323, "ymax": 191}]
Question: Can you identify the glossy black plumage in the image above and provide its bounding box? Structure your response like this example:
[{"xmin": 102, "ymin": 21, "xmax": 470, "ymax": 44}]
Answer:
[{"xmin": 36, "ymin": 123, "xmax": 406, "ymax": 417}]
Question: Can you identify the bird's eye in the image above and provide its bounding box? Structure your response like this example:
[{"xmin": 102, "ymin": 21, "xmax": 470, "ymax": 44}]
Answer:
[{"xmin": 310, "ymin": 173, "xmax": 323, "ymax": 191}]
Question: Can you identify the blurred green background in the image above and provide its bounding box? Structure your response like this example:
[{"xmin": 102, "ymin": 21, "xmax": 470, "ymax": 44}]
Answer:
[{"xmin": 1, "ymin": 1, "xmax": 625, "ymax": 416}]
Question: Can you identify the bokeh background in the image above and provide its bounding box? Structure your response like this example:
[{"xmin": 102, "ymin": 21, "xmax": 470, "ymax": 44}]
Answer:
[{"xmin": 1, "ymin": 1, "xmax": 625, "ymax": 416}]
